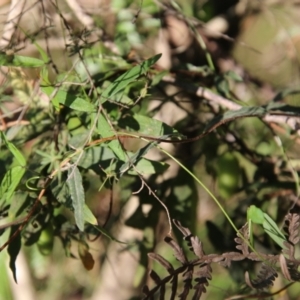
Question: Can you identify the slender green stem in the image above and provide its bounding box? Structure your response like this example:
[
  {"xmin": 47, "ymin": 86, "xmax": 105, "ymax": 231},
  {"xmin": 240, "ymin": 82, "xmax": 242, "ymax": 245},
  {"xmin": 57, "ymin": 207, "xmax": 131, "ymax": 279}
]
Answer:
[{"xmin": 158, "ymin": 146, "xmax": 238, "ymax": 232}]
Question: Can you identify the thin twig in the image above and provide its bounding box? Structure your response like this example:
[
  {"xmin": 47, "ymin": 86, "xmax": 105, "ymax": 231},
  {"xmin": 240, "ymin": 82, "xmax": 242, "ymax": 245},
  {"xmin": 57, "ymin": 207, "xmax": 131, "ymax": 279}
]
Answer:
[
  {"xmin": 163, "ymin": 76, "xmax": 300, "ymax": 135},
  {"xmin": 0, "ymin": 0, "xmax": 26, "ymax": 49},
  {"xmin": 137, "ymin": 174, "xmax": 173, "ymax": 236},
  {"xmin": 65, "ymin": 0, "xmax": 98, "ymax": 32}
]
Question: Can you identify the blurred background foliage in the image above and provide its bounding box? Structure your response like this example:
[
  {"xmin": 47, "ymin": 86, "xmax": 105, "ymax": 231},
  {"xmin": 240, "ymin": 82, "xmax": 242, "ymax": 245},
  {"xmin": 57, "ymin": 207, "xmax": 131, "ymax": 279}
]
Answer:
[{"xmin": 0, "ymin": 0, "xmax": 300, "ymax": 299}]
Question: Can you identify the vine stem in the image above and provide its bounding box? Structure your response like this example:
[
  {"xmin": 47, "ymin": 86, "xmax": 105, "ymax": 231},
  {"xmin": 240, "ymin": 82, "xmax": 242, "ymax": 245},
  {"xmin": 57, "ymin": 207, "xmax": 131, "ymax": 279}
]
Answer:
[
  {"xmin": 157, "ymin": 146, "xmax": 240, "ymax": 233},
  {"xmin": 113, "ymin": 132, "xmax": 270, "ymax": 263}
]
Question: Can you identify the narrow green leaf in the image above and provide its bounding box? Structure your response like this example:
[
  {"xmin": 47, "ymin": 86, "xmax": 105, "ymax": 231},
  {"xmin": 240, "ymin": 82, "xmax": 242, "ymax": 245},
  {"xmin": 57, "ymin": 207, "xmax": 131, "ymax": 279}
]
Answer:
[
  {"xmin": 265, "ymin": 102, "xmax": 300, "ymax": 115},
  {"xmin": 273, "ymin": 88, "xmax": 300, "ymax": 102},
  {"xmin": 32, "ymin": 41, "xmax": 49, "ymax": 63},
  {"xmin": 101, "ymin": 53, "xmax": 162, "ymax": 102},
  {"xmin": 119, "ymin": 141, "xmax": 158, "ymax": 175},
  {"xmin": 8, "ymin": 226, "xmax": 21, "ymax": 283},
  {"xmin": 203, "ymin": 106, "xmax": 266, "ymax": 135},
  {"xmin": 67, "ymin": 166, "xmax": 85, "ymax": 231},
  {"xmin": 51, "ymin": 174, "xmax": 95, "ymax": 227},
  {"xmin": 151, "ymin": 70, "xmax": 169, "ymax": 86},
  {"xmin": 83, "ymin": 204, "xmax": 98, "ymax": 225},
  {"xmin": 0, "ymin": 132, "xmax": 26, "ymax": 166},
  {"xmin": 93, "ymin": 225, "xmax": 128, "ymax": 244},
  {"xmin": 263, "ymin": 213, "xmax": 286, "ymax": 248},
  {"xmin": 0, "ymin": 53, "xmax": 44, "ymax": 67},
  {"xmin": 118, "ymin": 113, "xmax": 179, "ymax": 137},
  {"xmin": 248, "ymin": 219, "xmax": 253, "ymax": 247},
  {"xmin": 41, "ymin": 87, "xmax": 95, "ymax": 112},
  {"xmin": 0, "ymin": 166, "xmax": 25, "ymax": 204}
]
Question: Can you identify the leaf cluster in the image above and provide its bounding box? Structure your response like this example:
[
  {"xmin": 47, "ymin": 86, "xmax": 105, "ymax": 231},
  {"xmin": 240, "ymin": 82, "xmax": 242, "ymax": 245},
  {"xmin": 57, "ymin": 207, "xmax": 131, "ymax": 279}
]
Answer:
[{"xmin": 1, "ymin": 1, "xmax": 300, "ymax": 299}]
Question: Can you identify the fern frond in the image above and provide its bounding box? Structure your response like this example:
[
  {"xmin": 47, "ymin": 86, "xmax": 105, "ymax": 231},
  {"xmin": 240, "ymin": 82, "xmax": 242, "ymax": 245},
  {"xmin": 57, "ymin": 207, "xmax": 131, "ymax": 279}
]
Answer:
[
  {"xmin": 148, "ymin": 252, "xmax": 174, "ymax": 273},
  {"xmin": 165, "ymin": 236, "xmax": 188, "ymax": 264},
  {"xmin": 220, "ymin": 252, "xmax": 245, "ymax": 267},
  {"xmin": 193, "ymin": 263, "xmax": 212, "ymax": 298},
  {"xmin": 235, "ymin": 223, "xmax": 249, "ymax": 255},
  {"xmin": 179, "ymin": 265, "xmax": 193, "ymax": 300},
  {"xmin": 173, "ymin": 219, "xmax": 204, "ymax": 258},
  {"xmin": 245, "ymin": 263, "xmax": 277, "ymax": 289},
  {"xmin": 279, "ymin": 254, "xmax": 300, "ymax": 281},
  {"xmin": 170, "ymin": 275, "xmax": 178, "ymax": 300}
]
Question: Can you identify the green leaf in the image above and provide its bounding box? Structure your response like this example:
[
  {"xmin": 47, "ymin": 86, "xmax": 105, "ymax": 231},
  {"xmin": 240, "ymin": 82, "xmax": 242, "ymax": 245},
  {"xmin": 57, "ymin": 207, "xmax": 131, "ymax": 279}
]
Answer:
[
  {"xmin": 247, "ymin": 205, "xmax": 286, "ymax": 248},
  {"xmin": 97, "ymin": 113, "xmax": 126, "ymax": 160},
  {"xmin": 118, "ymin": 113, "xmax": 179, "ymax": 137},
  {"xmin": 8, "ymin": 193, "xmax": 28, "ymax": 220},
  {"xmin": 101, "ymin": 53, "xmax": 162, "ymax": 103},
  {"xmin": 151, "ymin": 70, "xmax": 169, "ymax": 86},
  {"xmin": 262, "ymin": 213, "xmax": 286, "ymax": 249},
  {"xmin": 0, "ymin": 53, "xmax": 44, "ymax": 67},
  {"xmin": 215, "ymin": 75, "xmax": 230, "ymax": 98},
  {"xmin": 247, "ymin": 205, "xmax": 265, "ymax": 247},
  {"xmin": 51, "ymin": 175, "xmax": 96, "ymax": 226},
  {"xmin": 83, "ymin": 204, "xmax": 98, "ymax": 225},
  {"xmin": 32, "ymin": 41, "xmax": 49, "ymax": 63},
  {"xmin": 37, "ymin": 225, "xmax": 54, "ymax": 256},
  {"xmin": 74, "ymin": 145, "xmax": 115, "ymax": 169},
  {"xmin": 50, "ymin": 175, "xmax": 71, "ymax": 205},
  {"xmin": 67, "ymin": 166, "xmax": 85, "ymax": 231},
  {"xmin": 225, "ymin": 70, "xmax": 243, "ymax": 82},
  {"xmin": 118, "ymin": 141, "xmax": 158, "ymax": 175},
  {"xmin": 8, "ymin": 226, "xmax": 21, "ymax": 283},
  {"xmin": 0, "ymin": 132, "xmax": 26, "ymax": 166},
  {"xmin": 0, "ymin": 166, "xmax": 25, "ymax": 204},
  {"xmin": 41, "ymin": 87, "xmax": 95, "ymax": 112},
  {"xmin": 108, "ymin": 92, "xmax": 134, "ymax": 105},
  {"xmin": 0, "ymin": 249, "xmax": 14, "ymax": 299},
  {"xmin": 247, "ymin": 205, "xmax": 265, "ymax": 225},
  {"xmin": 127, "ymin": 158, "xmax": 169, "ymax": 175}
]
